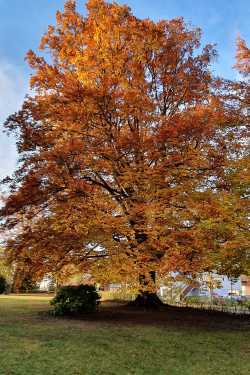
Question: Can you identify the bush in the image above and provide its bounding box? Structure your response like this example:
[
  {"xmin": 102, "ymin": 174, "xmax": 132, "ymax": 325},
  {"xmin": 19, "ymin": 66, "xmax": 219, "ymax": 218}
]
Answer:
[
  {"xmin": 50, "ymin": 284, "xmax": 100, "ymax": 316},
  {"xmin": 0, "ymin": 276, "xmax": 8, "ymax": 294}
]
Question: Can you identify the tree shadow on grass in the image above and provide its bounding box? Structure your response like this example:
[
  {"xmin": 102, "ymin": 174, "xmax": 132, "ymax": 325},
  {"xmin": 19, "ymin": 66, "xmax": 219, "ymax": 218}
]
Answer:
[{"xmin": 43, "ymin": 301, "xmax": 250, "ymax": 332}]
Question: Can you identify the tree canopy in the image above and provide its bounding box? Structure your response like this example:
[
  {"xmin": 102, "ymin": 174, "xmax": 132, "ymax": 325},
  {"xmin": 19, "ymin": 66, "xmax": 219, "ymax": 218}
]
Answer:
[{"xmin": 0, "ymin": 0, "xmax": 249, "ymax": 293}]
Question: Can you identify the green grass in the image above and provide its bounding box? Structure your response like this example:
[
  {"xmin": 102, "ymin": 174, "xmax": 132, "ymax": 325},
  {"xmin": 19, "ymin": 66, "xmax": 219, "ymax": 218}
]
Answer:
[{"xmin": 0, "ymin": 294, "xmax": 249, "ymax": 375}]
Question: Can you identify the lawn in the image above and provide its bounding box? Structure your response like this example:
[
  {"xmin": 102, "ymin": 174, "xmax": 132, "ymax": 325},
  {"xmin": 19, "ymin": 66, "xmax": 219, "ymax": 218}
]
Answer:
[{"xmin": 0, "ymin": 294, "xmax": 249, "ymax": 375}]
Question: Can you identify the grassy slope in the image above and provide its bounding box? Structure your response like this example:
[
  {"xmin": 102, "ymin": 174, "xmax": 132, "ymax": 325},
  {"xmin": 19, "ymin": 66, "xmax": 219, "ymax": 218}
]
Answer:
[{"xmin": 0, "ymin": 295, "xmax": 249, "ymax": 375}]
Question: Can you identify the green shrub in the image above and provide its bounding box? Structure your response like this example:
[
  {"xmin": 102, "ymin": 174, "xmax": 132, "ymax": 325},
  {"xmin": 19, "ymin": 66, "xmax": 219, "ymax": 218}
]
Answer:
[
  {"xmin": 0, "ymin": 276, "xmax": 8, "ymax": 294},
  {"xmin": 51, "ymin": 284, "xmax": 100, "ymax": 316}
]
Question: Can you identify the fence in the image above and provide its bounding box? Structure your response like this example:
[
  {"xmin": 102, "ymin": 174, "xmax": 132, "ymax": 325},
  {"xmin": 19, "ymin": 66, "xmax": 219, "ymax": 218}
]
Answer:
[{"xmin": 168, "ymin": 301, "xmax": 250, "ymax": 315}]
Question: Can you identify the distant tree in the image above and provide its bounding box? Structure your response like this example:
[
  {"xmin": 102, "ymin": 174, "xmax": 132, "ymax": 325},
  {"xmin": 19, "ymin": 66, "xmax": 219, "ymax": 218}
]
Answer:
[
  {"xmin": 0, "ymin": 248, "xmax": 13, "ymax": 288},
  {"xmin": 1, "ymin": 1, "xmax": 249, "ymax": 306},
  {"xmin": 18, "ymin": 275, "xmax": 39, "ymax": 293},
  {"xmin": 0, "ymin": 276, "xmax": 8, "ymax": 294}
]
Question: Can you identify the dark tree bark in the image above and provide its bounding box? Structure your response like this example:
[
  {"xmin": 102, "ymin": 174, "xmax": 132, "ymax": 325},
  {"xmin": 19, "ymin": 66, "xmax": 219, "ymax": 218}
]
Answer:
[{"xmin": 129, "ymin": 271, "xmax": 165, "ymax": 309}]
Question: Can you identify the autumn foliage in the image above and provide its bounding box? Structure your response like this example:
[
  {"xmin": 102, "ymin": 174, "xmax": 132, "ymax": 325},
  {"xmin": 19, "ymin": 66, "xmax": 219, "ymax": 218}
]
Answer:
[{"xmin": 0, "ymin": 0, "xmax": 249, "ymax": 294}]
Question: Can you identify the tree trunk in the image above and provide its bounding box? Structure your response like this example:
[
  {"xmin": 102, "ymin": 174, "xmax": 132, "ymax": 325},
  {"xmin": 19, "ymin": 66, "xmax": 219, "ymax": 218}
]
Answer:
[
  {"xmin": 128, "ymin": 225, "xmax": 164, "ymax": 308},
  {"xmin": 129, "ymin": 271, "xmax": 165, "ymax": 309},
  {"xmin": 131, "ymin": 291, "xmax": 164, "ymax": 308}
]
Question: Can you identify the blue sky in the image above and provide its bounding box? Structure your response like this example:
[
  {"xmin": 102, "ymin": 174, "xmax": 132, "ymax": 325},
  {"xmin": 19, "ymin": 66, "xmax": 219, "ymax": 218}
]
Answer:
[{"xmin": 0, "ymin": 0, "xmax": 249, "ymax": 181}]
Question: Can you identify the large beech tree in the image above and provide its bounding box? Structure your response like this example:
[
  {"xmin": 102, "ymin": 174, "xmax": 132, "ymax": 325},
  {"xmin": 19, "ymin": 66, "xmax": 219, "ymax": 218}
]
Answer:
[{"xmin": 1, "ymin": 0, "xmax": 249, "ymax": 303}]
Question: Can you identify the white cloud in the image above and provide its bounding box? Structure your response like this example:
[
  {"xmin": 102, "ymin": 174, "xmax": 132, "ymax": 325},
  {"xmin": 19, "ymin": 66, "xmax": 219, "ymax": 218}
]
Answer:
[{"xmin": 0, "ymin": 60, "xmax": 28, "ymax": 181}]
